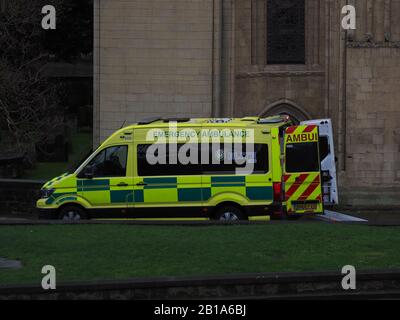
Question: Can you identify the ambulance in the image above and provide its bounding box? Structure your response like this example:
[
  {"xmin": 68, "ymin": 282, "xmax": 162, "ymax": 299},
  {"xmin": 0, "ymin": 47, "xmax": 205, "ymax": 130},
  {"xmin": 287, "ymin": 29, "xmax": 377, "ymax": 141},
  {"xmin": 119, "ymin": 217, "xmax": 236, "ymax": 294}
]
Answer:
[{"xmin": 36, "ymin": 116, "xmax": 338, "ymax": 221}]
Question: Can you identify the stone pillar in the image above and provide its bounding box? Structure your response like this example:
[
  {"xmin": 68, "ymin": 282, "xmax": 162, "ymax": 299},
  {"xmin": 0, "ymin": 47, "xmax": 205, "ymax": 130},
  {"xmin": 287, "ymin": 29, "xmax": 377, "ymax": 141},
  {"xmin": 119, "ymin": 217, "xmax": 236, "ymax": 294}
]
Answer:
[
  {"xmin": 391, "ymin": 0, "xmax": 400, "ymax": 41},
  {"xmin": 221, "ymin": 0, "xmax": 236, "ymax": 117},
  {"xmin": 374, "ymin": 0, "xmax": 385, "ymax": 42}
]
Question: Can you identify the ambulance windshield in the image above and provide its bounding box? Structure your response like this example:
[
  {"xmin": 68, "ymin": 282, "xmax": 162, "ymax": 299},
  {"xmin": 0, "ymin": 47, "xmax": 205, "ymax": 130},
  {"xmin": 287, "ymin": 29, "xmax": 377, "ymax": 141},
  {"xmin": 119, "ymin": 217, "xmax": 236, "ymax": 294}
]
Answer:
[{"xmin": 68, "ymin": 149, "xmax": 95, "ymax": 173}]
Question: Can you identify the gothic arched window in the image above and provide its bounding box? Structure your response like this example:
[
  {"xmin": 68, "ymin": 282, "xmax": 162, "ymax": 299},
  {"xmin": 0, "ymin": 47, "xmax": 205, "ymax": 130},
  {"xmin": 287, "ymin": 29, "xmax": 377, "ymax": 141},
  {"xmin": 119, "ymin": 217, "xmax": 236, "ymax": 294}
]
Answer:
[{"xmin": 267, "ymin": 0, "xmax": 305, "ymax": 64}]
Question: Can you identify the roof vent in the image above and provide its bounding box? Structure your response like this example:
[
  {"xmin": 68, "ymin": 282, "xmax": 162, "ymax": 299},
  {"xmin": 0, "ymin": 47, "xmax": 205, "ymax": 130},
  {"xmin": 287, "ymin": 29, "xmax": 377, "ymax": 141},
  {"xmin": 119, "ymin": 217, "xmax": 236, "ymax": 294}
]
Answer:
[
  {"xmin": 241, "ymin": 117, "xmax": 259, "ymax": 122},
  {"xmin": 258, "ymin": 115, "xmax": 286, "ymax": 124},
  {"xmin": 163, "ymin": 118, "xmax": 191, "ymax": 123},
  {"xmin": 207, "ymin": 118, "xmax": 232, "ymax": 124},
  {"xmin": 137, "ymin": 117, "xmax": 162, "ymax": 125}
]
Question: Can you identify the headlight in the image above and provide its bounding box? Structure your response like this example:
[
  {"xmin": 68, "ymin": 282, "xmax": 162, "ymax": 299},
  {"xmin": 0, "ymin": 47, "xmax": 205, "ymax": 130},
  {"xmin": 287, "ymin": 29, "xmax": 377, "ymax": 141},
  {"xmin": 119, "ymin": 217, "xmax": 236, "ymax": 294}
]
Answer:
[{"xmin": 40, "ymin": 188, "xmax": 55, "ymax": 199}]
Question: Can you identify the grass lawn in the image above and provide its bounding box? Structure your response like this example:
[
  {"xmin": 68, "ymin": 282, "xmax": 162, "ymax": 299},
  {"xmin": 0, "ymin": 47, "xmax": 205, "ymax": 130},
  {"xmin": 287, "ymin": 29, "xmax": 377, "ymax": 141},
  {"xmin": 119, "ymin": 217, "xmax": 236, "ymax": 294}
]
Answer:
[
  {"xmin": 24, "ymin": 131, "xmax": 92, "ymax": 180},
  {"xmin": 1, "ymin": 223, "xmax": 400, "ymax": 285}
]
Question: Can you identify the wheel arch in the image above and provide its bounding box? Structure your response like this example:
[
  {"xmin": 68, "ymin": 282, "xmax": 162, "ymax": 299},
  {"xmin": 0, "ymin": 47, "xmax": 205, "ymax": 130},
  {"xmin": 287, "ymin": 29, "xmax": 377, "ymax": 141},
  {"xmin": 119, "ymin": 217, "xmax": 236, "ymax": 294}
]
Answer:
[
  {"xmin": 211, "ymin": 201, "xmax": 246, "ymax": 219},
  {"xmin": 57, "ymin": 202, "xmax": 89, "ymax": 219}
]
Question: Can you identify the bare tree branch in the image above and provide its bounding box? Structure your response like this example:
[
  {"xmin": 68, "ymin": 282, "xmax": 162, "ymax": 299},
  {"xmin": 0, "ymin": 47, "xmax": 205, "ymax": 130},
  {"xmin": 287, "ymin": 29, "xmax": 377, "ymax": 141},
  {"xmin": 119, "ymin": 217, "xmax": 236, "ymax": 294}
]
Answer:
[{"xmin": 0, "ymin": 1, "xmax": 63, "ymax": 155}]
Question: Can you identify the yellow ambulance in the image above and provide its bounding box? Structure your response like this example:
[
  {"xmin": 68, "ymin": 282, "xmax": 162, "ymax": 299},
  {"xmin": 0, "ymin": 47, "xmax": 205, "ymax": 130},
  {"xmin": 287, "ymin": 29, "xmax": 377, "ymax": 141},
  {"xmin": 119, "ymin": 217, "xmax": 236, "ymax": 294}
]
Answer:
[{"xmin": 37, "ymin": 116, "xmax": 335, "ymax": 221}]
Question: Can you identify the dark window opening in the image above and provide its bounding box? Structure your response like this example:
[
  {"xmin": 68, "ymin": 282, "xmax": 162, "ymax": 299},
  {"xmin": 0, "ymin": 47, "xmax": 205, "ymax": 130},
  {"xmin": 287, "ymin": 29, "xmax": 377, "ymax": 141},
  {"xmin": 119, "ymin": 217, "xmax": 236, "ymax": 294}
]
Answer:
[
  {"xmin": 137, "ymin": 144, "xmax": 269, "ymax": 176},
  {"xmin": 202, "ymin": 144, "xmax": 269, "ymax": 175},
  {"xmin": 267, "ymin": 0, "xmax": 305, "ymax": 64},
  {"xmin": 319, "ymin": 136, "xmax": 330, "ymax": 161},
  {"xmin": 286, "ymin": 142, "xmax": 319, "ymax": 173},
  {"xmin": 137, "ymin": 144, "xmax": 201, "ymax": 177}
]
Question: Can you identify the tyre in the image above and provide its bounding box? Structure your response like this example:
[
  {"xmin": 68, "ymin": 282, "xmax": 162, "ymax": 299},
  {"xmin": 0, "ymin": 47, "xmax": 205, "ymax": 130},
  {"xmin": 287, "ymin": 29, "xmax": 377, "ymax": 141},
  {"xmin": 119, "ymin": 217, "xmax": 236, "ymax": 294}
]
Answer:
[
  {"xmin": 58, "ymin": 205, "xmax": 87, "ymax": 221},
  {"xmin": 214, "ymin": 206, "xmax": 246, "ymax": 221}
]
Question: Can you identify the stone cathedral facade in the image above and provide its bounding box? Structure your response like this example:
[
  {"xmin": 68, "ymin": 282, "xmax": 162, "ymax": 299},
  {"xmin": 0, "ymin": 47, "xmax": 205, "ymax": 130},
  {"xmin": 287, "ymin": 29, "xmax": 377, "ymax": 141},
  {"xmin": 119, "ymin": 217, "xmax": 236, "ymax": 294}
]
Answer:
[{"xmin": 94, "ymin": 0, "xmax": 400, "ymax": 207}]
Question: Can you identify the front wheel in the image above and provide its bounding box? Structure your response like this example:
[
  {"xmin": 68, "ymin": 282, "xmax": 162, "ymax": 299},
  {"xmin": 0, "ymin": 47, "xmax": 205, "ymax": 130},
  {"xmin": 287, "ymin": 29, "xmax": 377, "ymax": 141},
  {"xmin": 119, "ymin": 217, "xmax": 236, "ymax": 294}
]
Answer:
[
  {"xmin": 214, "ymin": 206, "xmax": 246, "ymax": 221},
  {"xmin": 59, "ymin": 205, "xmax": 87, "ymax": 221}
]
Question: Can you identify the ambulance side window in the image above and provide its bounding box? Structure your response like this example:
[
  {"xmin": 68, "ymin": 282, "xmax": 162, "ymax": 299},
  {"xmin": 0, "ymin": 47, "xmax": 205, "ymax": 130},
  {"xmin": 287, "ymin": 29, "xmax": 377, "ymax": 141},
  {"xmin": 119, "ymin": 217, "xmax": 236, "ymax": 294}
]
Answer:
[
  {"xmin": 136, "ymin": 143, "xmax": 269, "ymax": 176},
  {"xmin": 202, "ymin": 143, "xmax": 269, "ymax": 174},
  {"xmin": 84, "ymin": 145, "xmax": 128, "ymax": 178},
  {"xmin": 137, "ymin": 144, "xmax": 201, "ymax": 176}
]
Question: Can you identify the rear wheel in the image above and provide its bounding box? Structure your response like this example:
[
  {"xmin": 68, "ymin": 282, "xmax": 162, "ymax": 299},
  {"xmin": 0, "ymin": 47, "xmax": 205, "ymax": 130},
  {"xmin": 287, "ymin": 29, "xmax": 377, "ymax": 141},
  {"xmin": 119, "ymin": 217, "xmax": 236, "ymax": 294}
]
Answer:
[
  {"xmin": 59, "ymin": 205, "xmax": 87, "ymax": 221},
  {"xmin": 214, "ymin": 206, "xmax": 246, "ymax": 221}
]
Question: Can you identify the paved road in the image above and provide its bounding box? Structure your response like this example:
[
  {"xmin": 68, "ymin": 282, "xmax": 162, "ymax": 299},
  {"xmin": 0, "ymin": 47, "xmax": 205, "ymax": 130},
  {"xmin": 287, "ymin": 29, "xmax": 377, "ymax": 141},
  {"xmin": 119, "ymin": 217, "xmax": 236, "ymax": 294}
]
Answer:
[
  {"xmin": 0, "ymin": 258, "xmax": 22, "ymax": 270},
  {"xmin": 0, "ymin": 210, "xmax": 400, "ymax": 225}
]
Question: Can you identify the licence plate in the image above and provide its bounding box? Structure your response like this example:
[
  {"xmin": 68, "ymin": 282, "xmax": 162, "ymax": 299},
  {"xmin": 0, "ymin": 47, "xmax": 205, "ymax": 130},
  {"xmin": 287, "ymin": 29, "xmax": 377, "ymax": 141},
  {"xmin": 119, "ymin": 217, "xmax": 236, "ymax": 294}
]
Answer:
[{"xmin": 294, "ymin": 202, "xmax": 317, "ymax": 211}]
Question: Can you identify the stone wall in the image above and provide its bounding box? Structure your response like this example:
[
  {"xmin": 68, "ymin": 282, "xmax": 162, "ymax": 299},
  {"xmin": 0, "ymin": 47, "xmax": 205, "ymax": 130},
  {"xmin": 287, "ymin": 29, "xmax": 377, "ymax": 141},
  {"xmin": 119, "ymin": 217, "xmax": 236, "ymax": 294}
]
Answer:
[
  {"xmin": 0, "ymin": 179, "xmax": 44, "ymax": 216},
  {"xmin": 1, "ymin": 270, "xmax": 400, "ymax": 299},
  {"xmin": 94, "ymin": 0, "xmax": 215, "ymax": 145},
  {"xmin": 233, "ymin": 0, "xmax": 327, "ymax": 120},
  {"xmin": 342, "ymin": 47, "xmax": 400, "ymax": 206}
]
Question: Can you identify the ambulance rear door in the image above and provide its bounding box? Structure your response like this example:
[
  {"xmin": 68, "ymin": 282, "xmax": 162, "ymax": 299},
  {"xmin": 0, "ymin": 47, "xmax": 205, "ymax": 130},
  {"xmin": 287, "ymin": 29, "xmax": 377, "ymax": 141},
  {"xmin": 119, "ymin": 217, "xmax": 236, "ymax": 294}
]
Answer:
[
  {"xmin": 301, "ymin": 119, "xmax": 338, "ymax": 206},
  {"xmin": 284, "ymin": 125, "xmax": 323, "ymax": 215}
]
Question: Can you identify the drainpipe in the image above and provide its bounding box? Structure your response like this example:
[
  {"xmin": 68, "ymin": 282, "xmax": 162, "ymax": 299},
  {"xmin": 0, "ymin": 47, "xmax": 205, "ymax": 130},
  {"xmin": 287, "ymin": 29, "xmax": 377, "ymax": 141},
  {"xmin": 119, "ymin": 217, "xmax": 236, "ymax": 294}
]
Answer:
[
  {"xmin": 342, "ymin": 28, "xmax": 347, "ymax": 171},
  {"xmin": 341, "ymin": 0, "xmax": 349, "ymax": 172},
  {"xmin": 1, "ymin": 0, "xmax": 6, "ymax": 12},
  {"xmin": 95, "ymin": 0, "xmax": 101, "ymax": 148}
]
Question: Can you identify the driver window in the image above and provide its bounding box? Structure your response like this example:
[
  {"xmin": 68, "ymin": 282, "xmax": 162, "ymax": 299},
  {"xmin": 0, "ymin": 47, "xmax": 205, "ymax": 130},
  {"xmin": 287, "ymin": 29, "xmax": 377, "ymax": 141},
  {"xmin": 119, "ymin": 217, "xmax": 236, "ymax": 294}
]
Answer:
[{"xmin": 85, "ymin": 145, "xmax": 128, "ymax": 178}]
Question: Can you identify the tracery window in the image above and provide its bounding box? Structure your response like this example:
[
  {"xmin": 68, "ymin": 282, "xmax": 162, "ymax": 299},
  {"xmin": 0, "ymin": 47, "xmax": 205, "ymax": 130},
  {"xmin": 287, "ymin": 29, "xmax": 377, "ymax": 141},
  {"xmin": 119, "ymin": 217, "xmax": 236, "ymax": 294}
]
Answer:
[{"xmin": 267, "ymin": 0, "xmax": 305, "ymax": 64}]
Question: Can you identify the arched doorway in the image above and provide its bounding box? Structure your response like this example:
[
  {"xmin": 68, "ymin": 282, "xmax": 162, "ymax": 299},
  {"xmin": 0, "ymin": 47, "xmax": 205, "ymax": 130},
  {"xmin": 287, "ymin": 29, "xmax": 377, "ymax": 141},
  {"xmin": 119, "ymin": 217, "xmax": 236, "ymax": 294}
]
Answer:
[{"xmin": 259, "ymin": 100, "xmax": 311, "ymax": 125}]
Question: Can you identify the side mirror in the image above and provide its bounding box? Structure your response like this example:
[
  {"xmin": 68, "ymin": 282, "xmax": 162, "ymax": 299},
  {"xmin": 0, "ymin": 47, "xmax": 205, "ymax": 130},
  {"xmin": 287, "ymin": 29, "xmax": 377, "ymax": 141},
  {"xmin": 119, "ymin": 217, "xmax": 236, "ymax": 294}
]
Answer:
[{"xmin": 83, "ymin": 166, "xmax": 94, "ymax": 179}]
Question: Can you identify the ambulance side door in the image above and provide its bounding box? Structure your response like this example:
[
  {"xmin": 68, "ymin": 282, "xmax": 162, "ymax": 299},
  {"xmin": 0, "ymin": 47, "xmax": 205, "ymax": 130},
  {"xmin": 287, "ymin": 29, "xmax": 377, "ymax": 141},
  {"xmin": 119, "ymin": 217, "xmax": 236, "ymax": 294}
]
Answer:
[
  {"xmin": 132, "ymin": 128, "xmax": 203, "ymax": 218},
  {"xmin": 301, "ymin": 119, "xmax": 339, "ymax": 205},
  {"xmin": 77, "ymin": 144, "xmax": 133, "ymax": 217}
]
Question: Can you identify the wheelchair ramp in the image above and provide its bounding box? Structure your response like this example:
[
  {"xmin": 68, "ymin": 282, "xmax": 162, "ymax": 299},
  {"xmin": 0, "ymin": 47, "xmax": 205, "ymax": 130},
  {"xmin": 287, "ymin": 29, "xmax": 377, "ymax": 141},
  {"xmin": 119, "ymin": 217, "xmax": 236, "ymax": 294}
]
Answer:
[{"xmin": 317, "ymin": 210, "xmax": 368, "ymax": 222}]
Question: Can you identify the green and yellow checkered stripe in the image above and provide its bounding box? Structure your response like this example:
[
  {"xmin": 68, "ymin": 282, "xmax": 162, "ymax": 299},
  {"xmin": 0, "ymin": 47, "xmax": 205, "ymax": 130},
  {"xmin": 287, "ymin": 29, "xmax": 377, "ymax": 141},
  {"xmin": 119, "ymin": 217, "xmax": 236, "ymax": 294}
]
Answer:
[
  {"xmin": 46, "ymin": 176, "xmax": 274, "ymax": 206},
  {"xmin": 136, "ymin": 176, "xmax": 273, "ymax": 203}
]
